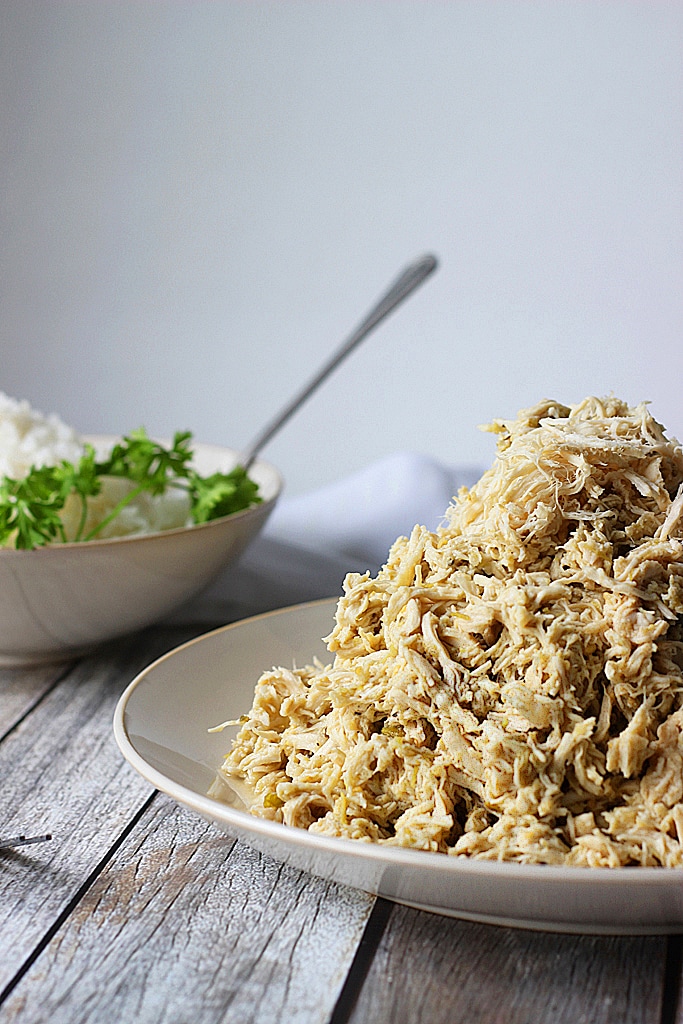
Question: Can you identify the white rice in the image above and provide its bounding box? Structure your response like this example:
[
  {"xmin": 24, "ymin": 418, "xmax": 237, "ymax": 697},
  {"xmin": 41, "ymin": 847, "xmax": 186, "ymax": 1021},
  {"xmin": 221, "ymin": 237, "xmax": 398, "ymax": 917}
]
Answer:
[
  {"xmin": 0, "ymin": 391, "xmax": 84, "ymax": 480},
  {"xmin": 0, "ymin": 392, "xmax": 192, "ymax": 542}
]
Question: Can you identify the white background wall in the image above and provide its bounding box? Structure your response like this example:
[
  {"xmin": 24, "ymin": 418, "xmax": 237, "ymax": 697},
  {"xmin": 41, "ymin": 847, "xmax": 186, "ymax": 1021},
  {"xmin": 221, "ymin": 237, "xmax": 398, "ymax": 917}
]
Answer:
[{"xmin": 1, "ymin": 2, "xmax": 681, "ymax": 495}]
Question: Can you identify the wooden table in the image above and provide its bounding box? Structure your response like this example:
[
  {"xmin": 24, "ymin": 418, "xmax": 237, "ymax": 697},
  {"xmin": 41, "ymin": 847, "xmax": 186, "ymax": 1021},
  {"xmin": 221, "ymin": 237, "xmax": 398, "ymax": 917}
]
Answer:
[{"xmin": 1, "ymin": 612, "xmax": 682, "ymax": 1024}]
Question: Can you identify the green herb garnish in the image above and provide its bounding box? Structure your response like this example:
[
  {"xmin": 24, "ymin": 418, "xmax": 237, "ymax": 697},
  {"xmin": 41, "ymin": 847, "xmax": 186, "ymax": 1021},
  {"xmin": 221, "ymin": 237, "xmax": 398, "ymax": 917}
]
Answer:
[{"xmin": 0, "ymin": 429, "xmax": 262, "ymax": 550}]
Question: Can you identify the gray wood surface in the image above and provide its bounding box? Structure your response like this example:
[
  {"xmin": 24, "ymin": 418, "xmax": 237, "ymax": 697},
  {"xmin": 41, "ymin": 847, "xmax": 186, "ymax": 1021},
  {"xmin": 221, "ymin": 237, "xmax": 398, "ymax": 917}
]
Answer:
[
  {"xmin": 0, "ymin": 662, "xmax": 67, "ymax": 737},
  {"xmin": 0, "ymin": 628, "xmax": 199, "ymax": 995},
  {"xmin": 347, "ymin": 902, "xmax": 669, "ymax": 1024},
  {"xmin": 0, "ymin": 794, "xmax": 374, "ymax": 1024}
]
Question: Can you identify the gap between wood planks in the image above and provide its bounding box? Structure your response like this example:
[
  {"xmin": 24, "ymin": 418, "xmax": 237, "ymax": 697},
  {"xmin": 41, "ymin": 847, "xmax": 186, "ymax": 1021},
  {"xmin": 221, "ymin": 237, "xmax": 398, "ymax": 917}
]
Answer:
[
  {"xmin": 0, "ymin": 662, "xmax": 75, "ymax": 744},
  {"xmin": 328, "ymin": 897, "xmax": 393, "ymax": 1024},
  {"xmin": 661, "ymin": 936, "xmax": 683, "ymax": 1024},
  {"xmin": 0, "ymin": 790, "xmax": 158, "ymax": 1009}
]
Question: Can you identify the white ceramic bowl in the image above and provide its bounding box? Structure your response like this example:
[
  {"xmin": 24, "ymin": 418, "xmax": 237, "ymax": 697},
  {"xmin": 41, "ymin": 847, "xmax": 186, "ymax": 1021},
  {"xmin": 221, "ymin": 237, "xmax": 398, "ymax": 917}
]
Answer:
[{"xmin": 0, "ymin": 436, "xmax": 282, "ymax": 666}]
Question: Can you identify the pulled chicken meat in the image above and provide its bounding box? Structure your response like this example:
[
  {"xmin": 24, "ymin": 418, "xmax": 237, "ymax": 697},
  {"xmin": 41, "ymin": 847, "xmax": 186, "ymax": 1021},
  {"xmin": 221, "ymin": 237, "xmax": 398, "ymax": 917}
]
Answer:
[{"xmin": 212, "ymin": 397, "xmax": 683, "ymax": 866}]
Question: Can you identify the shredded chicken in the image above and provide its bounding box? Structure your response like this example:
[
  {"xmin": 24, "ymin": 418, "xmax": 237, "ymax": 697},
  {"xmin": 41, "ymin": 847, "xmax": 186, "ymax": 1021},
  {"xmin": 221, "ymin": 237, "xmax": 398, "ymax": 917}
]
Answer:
[{"xmin": 211, "ymin": 397, "xmax": 683, "ymax": 866}]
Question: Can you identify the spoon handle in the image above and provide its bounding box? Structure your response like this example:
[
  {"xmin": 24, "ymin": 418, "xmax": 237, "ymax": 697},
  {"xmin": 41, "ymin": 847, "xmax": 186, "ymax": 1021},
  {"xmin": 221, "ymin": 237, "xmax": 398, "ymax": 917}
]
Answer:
[{"xmin": 240, "ymin": 253, "xmax": 438, "ymax": 469}]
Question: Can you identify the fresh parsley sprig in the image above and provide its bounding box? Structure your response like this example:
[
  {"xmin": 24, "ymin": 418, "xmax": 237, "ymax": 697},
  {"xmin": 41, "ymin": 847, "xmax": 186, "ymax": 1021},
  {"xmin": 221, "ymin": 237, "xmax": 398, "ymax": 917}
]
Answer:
[
  {"xmin": 0, "ymin": 455, "xmax": 102, "ymax": 549},
  {"xmin": 0, "ymin": 429, "xmax": 262, "ymax": 550},
  {"xmin": 189, "ymin": 467, "xmax": 261, "ymax": 524},
  {"xmin": 102, "ymin": 429, "xmax": 194, "ymax": 494}
]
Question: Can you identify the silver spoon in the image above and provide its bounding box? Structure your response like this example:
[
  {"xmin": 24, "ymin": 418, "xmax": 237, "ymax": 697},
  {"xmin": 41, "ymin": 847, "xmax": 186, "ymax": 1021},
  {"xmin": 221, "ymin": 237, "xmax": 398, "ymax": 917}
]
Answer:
[{"xmin": 240, "ymin": 253, "xmax": 438, "ymax": 469}]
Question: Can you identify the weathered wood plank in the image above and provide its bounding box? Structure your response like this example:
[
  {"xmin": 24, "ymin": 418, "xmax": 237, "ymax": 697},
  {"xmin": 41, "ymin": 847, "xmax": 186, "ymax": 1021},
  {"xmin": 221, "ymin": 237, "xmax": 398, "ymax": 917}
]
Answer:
[
  {"xmin": 0, "ymin": 663, "xmax": 70, "ymax": 738},
  {"xmin": 0, "ymin": 626, "xmax": 199, "ymax": 995},
  {"xmin": 665, "ymin": 938, "xmax": 683, "ymax": 1024},
  {"xmin": 0, "ymin": 795, "xmax": 375, "ymax": 1024},
  {"xmin": 347, "ymin": 902, "xmax": 668, "ymax": 1024}
]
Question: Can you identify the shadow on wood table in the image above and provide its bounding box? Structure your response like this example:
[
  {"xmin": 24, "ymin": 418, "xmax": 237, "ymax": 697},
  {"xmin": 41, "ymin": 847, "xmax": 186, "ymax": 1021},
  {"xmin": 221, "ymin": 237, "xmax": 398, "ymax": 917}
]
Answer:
[{"xmin": 1, "ymin": 624, "xmax": 682, "ymax": 1024}]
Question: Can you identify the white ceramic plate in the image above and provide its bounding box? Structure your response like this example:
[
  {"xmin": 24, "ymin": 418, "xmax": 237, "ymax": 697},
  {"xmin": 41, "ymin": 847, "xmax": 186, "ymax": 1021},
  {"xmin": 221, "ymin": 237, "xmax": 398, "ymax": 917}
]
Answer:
[{"xmin": 114, "ymin": 598, "xmax": 683, "ymax": 934}]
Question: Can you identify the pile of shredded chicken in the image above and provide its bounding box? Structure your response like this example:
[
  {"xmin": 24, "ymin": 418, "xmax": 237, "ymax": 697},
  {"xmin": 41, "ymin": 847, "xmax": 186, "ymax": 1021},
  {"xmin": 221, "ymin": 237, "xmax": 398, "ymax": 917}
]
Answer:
[{"xmin": 211, "ymin": 397, "xmax": 683, "ymax": 866}]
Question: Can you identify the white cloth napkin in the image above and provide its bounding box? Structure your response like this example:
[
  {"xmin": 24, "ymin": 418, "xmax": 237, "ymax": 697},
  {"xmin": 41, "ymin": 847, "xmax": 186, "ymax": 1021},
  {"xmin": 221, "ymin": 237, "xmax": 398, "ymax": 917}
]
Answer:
[
  {"xmin": 173, "ymin": 452, "xmax": 481, "ymax": 624},
  {"xmin": 264, "ymin": 451, "xmax": 480, "ymax": 565}
]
